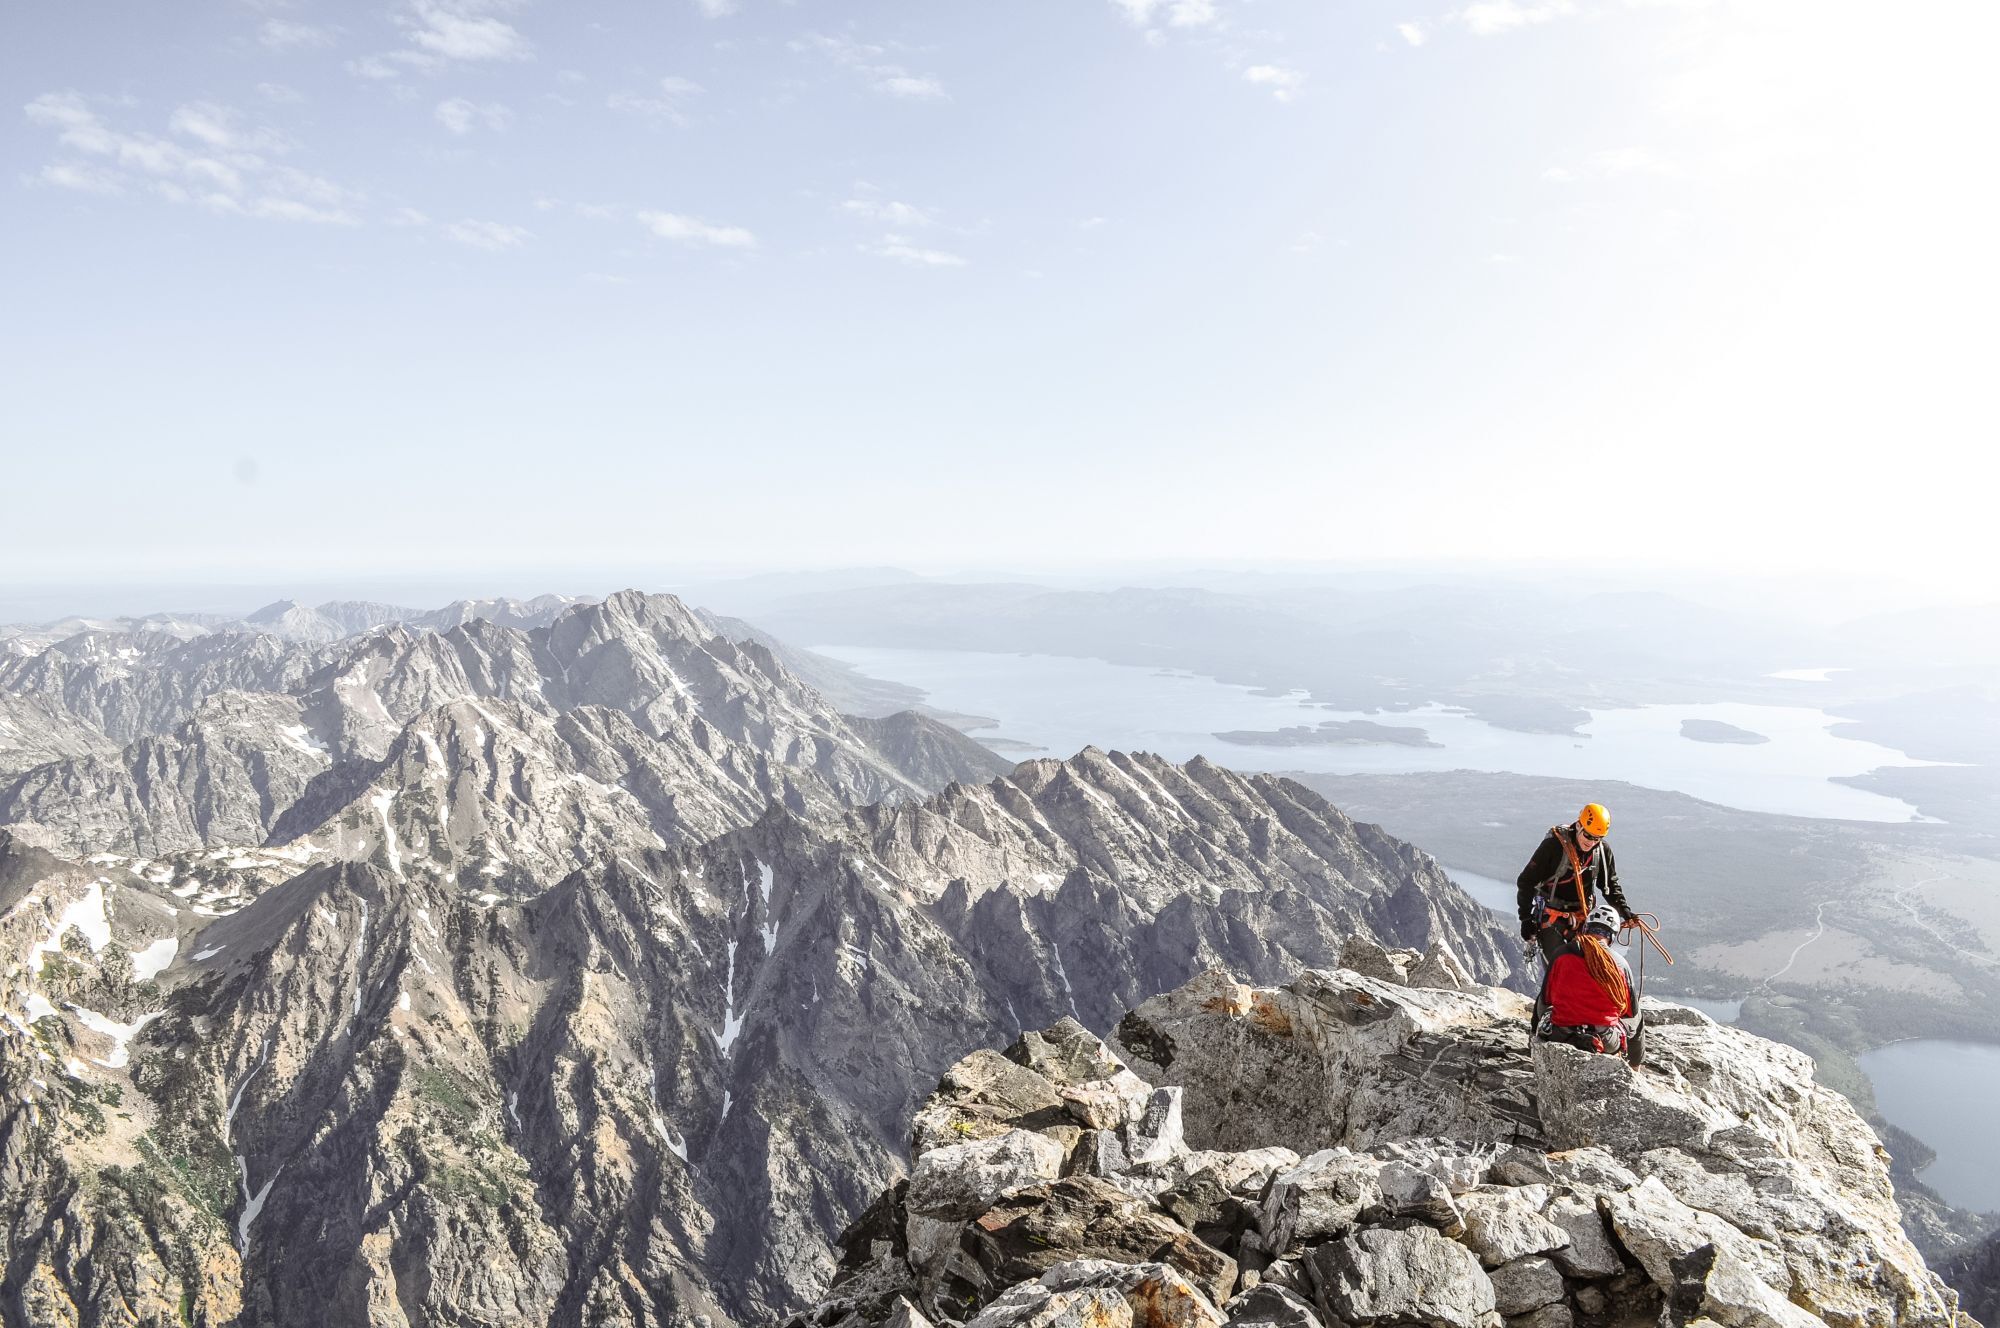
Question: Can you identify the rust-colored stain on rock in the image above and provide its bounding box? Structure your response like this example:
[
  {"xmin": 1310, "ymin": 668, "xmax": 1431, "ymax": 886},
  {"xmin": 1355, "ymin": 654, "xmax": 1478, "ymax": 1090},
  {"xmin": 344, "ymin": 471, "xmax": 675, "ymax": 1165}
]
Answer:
[{"xmin": 1248, "ymin": 994, "xmax": 1294, "ymax": 1036}]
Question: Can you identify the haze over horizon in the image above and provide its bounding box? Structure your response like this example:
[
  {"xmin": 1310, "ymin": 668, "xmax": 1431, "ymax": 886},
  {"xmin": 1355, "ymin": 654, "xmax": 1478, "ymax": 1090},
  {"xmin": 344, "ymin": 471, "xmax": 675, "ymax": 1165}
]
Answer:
[
  {"xmin": 3, "ymin": 555, "xmax": 1988, "ymax": 627},
  {"xmin": 8, "ymin": 0, "xmax": 1996, "ymax": 596}
]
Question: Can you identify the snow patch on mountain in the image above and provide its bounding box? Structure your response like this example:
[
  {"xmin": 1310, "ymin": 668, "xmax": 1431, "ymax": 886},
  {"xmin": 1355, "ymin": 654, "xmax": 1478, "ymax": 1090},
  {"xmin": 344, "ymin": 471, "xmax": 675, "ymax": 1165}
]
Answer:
[
  {"xmin": 129, "ymin": 934, "xmax": 178, "ymax": 980},
  {"xmin": 69, "ymin": 1004, "xmax": 164, "ymax": 1068}
]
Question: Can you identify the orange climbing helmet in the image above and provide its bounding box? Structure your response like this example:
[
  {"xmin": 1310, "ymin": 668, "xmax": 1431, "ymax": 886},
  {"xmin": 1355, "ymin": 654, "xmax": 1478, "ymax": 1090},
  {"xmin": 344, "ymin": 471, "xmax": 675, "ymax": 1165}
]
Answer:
[{"xmin": 1576, "ymin": 803, "xmax": 1611, "ymax": 837}]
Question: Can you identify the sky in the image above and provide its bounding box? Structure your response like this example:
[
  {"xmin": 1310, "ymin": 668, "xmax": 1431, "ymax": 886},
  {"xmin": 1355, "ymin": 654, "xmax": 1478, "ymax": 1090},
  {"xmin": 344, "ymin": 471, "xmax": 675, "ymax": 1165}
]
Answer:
[{"xmin": 6, "ymin": 0, "xmax": 1997, "ymax": 599}]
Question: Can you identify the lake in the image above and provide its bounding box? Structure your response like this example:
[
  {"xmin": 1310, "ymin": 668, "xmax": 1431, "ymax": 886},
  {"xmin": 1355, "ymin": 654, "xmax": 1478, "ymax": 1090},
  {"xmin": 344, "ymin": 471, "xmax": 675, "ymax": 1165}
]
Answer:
[
  {"xmin": 1672, "ymin": 996, "xmax": 1742, "ymax": 1024},
  {"xmin": 1859, "ymin": 1040, "xmax": 2000, "ymax": 1213},
  {"xmin": 1442, "ymin": 866, "xmax": 1516, "ymax": 915},
  {"xmin": 818, "ymin": 645, "xmax": 1939, "ymax": 823}
]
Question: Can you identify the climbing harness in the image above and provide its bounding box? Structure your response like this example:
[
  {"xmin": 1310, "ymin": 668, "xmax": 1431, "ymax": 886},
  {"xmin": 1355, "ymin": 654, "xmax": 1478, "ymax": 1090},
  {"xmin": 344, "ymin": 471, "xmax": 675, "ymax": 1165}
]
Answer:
[{"xmin": 1543, "ymin": 1021, "xmax": 1627, "ymax": 1056}]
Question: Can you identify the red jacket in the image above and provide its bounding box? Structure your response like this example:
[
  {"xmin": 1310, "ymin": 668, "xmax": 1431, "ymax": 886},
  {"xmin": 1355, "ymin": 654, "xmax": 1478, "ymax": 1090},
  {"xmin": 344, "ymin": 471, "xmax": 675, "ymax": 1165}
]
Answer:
[{"xmin": 1547, "ymin": 951, "xmax": 1635, "ymax": 1027}]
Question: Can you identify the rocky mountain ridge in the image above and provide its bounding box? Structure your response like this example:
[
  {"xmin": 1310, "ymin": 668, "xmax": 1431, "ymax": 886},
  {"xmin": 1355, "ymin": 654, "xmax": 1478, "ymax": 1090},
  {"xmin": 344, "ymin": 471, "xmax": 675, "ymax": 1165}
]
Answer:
[
  {"xmin": 1947, "ymin": 1235, "xmax": 2000, "ymax": 1328},
  {"xmin": 791, "ymin": 961, "xmax": 1969, "ymax": 1328},
  {"xmin": 0, "ymin": 591, "xmax": 1010, "ymax": 866},
  {"xmin": 0, "ymin": 739, "xmax": 1517, "ymax": 1327},
  {"xmin": 0, "ymin": 595, "xmax": 588, "ymax": 658}
]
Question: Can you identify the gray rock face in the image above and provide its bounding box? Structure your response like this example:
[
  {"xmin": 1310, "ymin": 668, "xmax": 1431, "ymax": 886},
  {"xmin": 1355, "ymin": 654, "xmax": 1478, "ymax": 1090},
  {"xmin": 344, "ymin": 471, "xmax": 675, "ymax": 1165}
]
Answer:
[
  {"xmin": 957, "ymin": 1176, "xmax": 1240, "ymax": 1309},
  {"xmin": 1127, "ymin": 1088, "xmax": 1188, "ymax": 1168},
  {"xmin": 1943, "ymin": 1230, "xmax": 2000, "ymax": 1328},
  {"xmin": 1111, "ymin": 967, "xmax": 1542, "ymax": 1155},
  {"xmin": 969, "ymin": 1261, "xmax": 1225, "ymax": 1328},
  {"xmin": 0, "ymin": 690, "xmax": 337, "ymax": 856},
  {"xmin": 843, "ymin": 710, "xmax": 1015, "ymax": 788},
  {"xmin": 1541, "ymin": 1191, "xmax": 1625, "ymax": 1279},
  {"xmin": 1488, "ymin": 1255, "xmax": 1566, "ymax": 1315},
  {"xmin": 1376, "ymin": 1158, "xmax": 1465, "ymax": 1230},
  {"xmin": 1304, "ymin": 1226, "xmax": 1498, "ymax": 1328},
  {"xmin": 1457, "ymin": 1190, "xmax": 1570, "ymax": 1268},
  {"xmin": 1259, "ymin": 1149, "xmax": 1383, "ymax": 1252},
  {"xmin": 906, "ymin": 1131, "xmax": 1066, "ymax": 1275},
  {"xmin": 1221, "ymin": 1284, "xmax": 1322, "ymax": 1328},
  {"xmin": 0, "ymin": 690, "xmax": 120, "ymax": 776}
]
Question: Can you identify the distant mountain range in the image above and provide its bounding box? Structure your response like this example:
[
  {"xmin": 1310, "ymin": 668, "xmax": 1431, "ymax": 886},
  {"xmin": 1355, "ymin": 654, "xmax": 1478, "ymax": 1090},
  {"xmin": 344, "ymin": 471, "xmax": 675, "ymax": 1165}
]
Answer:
[{"xmin": 0, "ymin": 592, "xmax": 1005, "ymax": 855}]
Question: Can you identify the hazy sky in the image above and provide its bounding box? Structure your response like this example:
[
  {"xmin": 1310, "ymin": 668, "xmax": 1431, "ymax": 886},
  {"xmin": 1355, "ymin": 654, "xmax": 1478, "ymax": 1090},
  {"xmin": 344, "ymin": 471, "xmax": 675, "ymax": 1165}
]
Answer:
[{"xmin": 7, "ymin": 0, "xmax": 1996, "ymax": 595}]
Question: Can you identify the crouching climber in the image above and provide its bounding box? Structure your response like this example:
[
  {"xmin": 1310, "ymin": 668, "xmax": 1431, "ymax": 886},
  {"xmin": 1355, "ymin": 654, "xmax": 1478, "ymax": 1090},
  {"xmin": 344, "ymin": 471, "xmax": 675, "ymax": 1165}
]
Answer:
[{"xmin": 1539, "ymin": 902, "xmax": 1635, "ymax": 1054}]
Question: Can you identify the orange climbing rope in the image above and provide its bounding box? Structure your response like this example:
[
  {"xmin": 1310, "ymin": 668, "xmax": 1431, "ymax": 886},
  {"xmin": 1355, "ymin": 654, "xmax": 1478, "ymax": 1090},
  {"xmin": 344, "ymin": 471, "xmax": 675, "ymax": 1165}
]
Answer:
[{"xmin": 1621, "ymin": 912, "xmax": 1674, "ymax": 966}]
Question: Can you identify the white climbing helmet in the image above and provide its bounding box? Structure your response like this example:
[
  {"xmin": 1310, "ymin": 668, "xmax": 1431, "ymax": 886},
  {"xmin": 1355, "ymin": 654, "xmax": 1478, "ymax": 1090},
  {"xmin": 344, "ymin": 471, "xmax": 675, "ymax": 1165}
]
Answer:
[{"xmin": 1586, "ymin": 901, "xmax": 1621, "ymax": 936}]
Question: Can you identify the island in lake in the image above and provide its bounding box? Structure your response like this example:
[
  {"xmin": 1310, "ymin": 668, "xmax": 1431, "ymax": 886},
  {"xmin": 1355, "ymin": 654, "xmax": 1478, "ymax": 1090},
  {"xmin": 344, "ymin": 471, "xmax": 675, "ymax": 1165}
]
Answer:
[
  {"xmin": 1214, "ymin": 719, "xmax": 1442, "ymax": 748},
  {"xmin": 1681, "ymin": 718, "xmax": 1771, "ymax": 745}
]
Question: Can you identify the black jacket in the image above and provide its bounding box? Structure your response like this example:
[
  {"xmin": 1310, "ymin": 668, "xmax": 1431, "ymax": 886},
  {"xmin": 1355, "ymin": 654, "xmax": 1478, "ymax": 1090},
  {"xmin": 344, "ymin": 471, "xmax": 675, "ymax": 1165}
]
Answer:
[{"xmin": 1516, "ymin": 828, "xmax": 1630, "ymax": 932}]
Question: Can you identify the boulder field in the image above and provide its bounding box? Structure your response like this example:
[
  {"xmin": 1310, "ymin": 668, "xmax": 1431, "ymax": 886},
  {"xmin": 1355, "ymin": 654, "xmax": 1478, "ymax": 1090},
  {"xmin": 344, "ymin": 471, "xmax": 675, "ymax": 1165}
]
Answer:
[{"xmin": 784, "ymin": 942, "xmax": 1968, "ymax": 1328}]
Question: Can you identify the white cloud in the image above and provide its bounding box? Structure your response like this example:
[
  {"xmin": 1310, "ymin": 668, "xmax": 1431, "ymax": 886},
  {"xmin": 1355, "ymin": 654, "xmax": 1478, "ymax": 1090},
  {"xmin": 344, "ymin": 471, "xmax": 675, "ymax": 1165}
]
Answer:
[
  {"xmin": 607, "ymin": 77, "xmax": 704, "ymax": 124},
  {"xmin": 23, "ymin": 91, "xmax": 360, "ymax": 224},
  {"xmin": 638, "ymin": 210, "xmax": 757, "ymax": 248},
  {"xmin": 389, "ymin": 206, "xmax": 431, "ymax": 226},
  {"xmin": 876, "ymin": 74, "xmax": 946, "ymax": 100},
  {"xmin": 33, "ymin": 161, "xmax": 124, "ymax": 194},
  {"xmin": 796, "ymin": 33, "xmax": 883, "ymax": 64},
  {"xmin": 257, "ymin": 82, "xmax": 305, "ymax": 102},
  {"xmin": 403, "ymin": 0, "xmax": 531, "ymax": 61},
  {"xmin": 445, "ymin": 218, "xmax": 531, "ymax": 250},
  {"xmin": 1111, "ymin": 0, "xmax": 1222, "ymax": 28},
  {"xmin": 793, "ymin": 32, "xmax": 947, "ymax": 101},
  {"xmin": 869, "ymin": 236, "xmax": 966, "ymax": 267},
  {"xmin": 1109, "ymin": 0, "xmax": 1223, "ymax": 32},
  {"xmin": 351, "ymin": 0, "xmax": 531, "ymax": 79},
  {"xmin": 1397, "ymin": 22, "xmax": 1429, "ymax": 46},
  {"xmin": 692, "ymin": 0, "xmax": 736, "ymax": 14},
  {"xmin": 242, "ymin": 196, "xmax": 356, "ymax": 224},
  {"xmin": 1244, "ymin": 64, "xmax": 1304, "ymax": 101},
  {"xmin": 1459, "ymin": 0, "xmax": 1575, "ymax": 36},
  {"xmin": 435, "ymin": 97, "xmax": 511, "ymax": 133},
  {"xmin": 260, "ymin": 19, "xmax": 336, "ymax": 50},
  {"xmin": 843, "ymin": 197, "xmax": 936, "ymax": 227},
  {"xmin": 536, "ymin": 197, "xmax": 622, "ymax": 221},
  {"xmin": 348, "ymin": 54, "xmax": 414, "ymax": 79},
  {"xmin": 268, "ymin": 166, "xmax": 355, "ymax": 207},
  {"xmin": 168, "ymin": 101, "xmax": 294, "ymax": 154}
]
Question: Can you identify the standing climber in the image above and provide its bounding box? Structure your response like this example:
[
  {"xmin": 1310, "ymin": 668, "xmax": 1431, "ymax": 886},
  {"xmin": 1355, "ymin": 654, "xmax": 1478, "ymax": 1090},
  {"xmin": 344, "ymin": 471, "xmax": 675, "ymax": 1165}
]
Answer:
[{"xmin": 1516, "ymin": 802, "xmax": 1633, "ymax": 964}]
